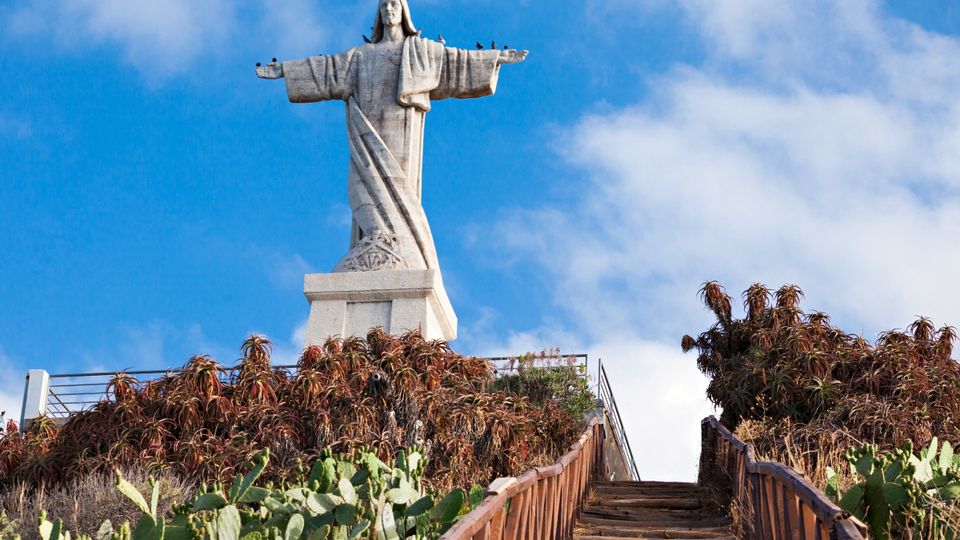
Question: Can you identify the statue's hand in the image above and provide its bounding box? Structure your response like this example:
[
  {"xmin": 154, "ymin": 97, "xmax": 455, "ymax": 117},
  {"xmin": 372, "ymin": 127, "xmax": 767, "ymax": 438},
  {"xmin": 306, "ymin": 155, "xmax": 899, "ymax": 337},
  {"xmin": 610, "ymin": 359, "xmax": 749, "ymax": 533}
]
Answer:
[
  {"xmin": 497, "ymin": 49, "xmax": 528, "ymax": 65},
  {"xmin": 256, "ymin": 63, "xmax": 284, "ymax": 79}
]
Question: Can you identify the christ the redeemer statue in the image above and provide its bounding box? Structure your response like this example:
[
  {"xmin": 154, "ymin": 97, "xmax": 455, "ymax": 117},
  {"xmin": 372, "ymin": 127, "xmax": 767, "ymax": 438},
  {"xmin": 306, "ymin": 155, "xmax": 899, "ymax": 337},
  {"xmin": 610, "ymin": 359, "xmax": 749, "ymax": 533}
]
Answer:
[{"xmin": 257, "ymin": 0, "xmax": 527, "ymax": 274}]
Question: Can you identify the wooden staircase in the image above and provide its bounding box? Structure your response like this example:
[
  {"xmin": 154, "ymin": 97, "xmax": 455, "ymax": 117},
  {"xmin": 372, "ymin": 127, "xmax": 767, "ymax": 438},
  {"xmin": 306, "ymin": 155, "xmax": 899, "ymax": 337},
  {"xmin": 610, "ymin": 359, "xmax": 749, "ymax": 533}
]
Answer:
[{"xmin": 574, "ymin": 480, "xmax": 734, "ymax": 539}]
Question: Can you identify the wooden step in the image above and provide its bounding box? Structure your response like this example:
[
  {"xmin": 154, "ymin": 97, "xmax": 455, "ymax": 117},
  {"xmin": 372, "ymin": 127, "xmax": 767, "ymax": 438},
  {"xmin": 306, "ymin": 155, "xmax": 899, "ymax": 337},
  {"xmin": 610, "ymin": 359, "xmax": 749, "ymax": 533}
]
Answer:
[
  {"xmin": 593, "ymin": 486, "xmax": 703, "ymax": 494},
  {"xmin": 583, "ymin": 507, "xmax": 713, "ymax": 520},
  {"xmin": 586, "ymin": 497, "xmax": 703, "ymax": 510},
  {"xmin": 573, "ymin": 531, "xmax": 736, "ymax": 540},
  {"xmin": 578, "ymin": 515, "xmax": 731, "ymax": 528},
  {"xmin": 573, "ymin": 533, "xmax": 737, "ymax": 540},
  {"xmin": 594, "ymin": 483, "xmax": 702, "ymax": 491},
  {"xmin": 593, "ymin": 481, "xmax": 700, "ymax": 489},
  {"xmin": 591, "ymin": 487, "xmax": 705, "ymax": 497},
  {"xmin": 574, "ymin": 481, "xmax": 732, "ymax": 539},
  {"xmin": 576, "ymin": 525, "xmax": 733, "ymax": 537}
]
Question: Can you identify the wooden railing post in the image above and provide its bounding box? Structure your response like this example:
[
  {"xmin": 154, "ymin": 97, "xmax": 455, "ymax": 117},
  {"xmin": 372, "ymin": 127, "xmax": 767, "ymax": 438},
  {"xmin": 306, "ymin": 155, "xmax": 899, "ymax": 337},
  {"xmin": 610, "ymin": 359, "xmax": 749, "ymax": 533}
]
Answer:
[
  {"xmin": 534, "ymin": 477, "xmax": 544, "ymax": 540},
  {"xmin": 503, "ymin": 490, "xmax": 530, "ymax": 538},
  {"xmin": 550, "ymin": 475, "xmax": 560, "ymax": 538},
  {"xmin": 750, "ymin": 470, "xmax": 762, "ymax": 540},
  {"xmin": 699, "ymin": 419, "xmax": 712, "ymax": 485},
  {"xmin": 488, "ymin": 506, "xmax": 506, "ymax": 540}
]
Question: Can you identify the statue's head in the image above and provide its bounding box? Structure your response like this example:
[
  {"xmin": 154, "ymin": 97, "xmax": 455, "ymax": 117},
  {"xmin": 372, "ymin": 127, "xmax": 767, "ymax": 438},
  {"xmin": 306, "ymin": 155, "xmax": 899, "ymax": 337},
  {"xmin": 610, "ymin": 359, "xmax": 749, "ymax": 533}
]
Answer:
[{"xmin": 371, "ymin": 0, "xmax": 417, "ymax": 42}]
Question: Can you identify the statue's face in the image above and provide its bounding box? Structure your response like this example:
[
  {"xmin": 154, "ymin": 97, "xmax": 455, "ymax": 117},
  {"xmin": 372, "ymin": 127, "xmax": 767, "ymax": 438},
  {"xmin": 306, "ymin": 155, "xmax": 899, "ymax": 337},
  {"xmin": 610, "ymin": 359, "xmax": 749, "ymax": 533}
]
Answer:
[{"xmin": 380, "ymin": 0, "xmax": 403, "ymax": 26}]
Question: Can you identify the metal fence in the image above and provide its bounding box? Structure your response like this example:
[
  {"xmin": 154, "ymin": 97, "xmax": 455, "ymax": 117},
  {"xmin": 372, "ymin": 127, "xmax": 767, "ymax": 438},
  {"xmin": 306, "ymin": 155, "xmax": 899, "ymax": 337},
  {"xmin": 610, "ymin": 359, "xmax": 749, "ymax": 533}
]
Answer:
[
  {"xmin": 40, "ymin": 365, "xmax": 299, "ymax": 420},
  {"xmin": 486, "ymin": 353, "xmax": 589, "ymax": 378},
  {"xmin": 27, "ymin": 354, "xmax": 591, "ymax": 422}
]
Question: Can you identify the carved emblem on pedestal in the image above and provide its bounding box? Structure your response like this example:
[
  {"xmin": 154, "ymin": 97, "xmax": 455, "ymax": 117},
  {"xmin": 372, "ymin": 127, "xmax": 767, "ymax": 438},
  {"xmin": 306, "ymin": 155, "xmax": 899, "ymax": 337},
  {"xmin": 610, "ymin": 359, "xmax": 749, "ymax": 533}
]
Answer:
[{"xmin": 335, "ymin": 230, "xmax": 403, "ymax": 272}]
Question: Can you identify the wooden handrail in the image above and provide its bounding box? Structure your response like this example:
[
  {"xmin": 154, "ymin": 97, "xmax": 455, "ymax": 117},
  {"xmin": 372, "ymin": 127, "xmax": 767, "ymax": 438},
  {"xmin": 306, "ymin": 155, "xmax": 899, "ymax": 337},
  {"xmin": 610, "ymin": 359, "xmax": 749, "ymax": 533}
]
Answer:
[
  {"xmin": 442, "ymin": 416, "xmax": 604, "ymax": 540},
  {"xmin": 700, "ymin": 416, "xmax": 868, "ymax": 539}
]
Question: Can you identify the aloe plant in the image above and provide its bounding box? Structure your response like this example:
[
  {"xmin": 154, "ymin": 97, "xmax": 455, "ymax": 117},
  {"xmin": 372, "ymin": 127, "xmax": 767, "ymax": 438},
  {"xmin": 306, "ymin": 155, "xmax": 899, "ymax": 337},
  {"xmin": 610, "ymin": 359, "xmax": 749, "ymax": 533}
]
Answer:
[
  {"xmin": 826, "ymin": 439, "xmax": 960, "ymax": 539},
  {"xmin": 45, "ymin": 448, "xmax": 466, "ymax": 540}
]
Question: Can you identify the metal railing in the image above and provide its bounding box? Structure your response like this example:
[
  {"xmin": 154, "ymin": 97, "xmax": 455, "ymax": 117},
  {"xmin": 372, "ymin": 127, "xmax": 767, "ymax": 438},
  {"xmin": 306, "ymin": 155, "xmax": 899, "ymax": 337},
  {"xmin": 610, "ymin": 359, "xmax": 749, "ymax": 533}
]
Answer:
[
  {"xmin": 486, "ymin": 353, "xmax": 588, "ymax": 378},
  {"xmin": 700, "ymin": 416, "xmax": 867, "ymax": 539},
  {"xmin": 40, "ymin": 365, "xmax": 300, "ymax": 419},
  {"xmin": 596, "ymin": 359, "xmax": 640, "ymax": 481},
  {"xmin": 30, "ymin": 354, "xmax": 591, "ymax": 421}
]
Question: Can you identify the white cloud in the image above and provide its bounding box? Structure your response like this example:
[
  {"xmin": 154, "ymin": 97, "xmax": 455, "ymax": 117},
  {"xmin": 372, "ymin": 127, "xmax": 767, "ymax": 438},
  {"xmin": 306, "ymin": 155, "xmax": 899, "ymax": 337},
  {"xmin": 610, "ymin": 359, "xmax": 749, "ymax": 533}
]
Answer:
[
  {"xmin": 268, "ymin": 252, "xmax": 315, "ymax": 290},
  {"xmin": 498, "ymin": 0, "xmax": 960, "ymax": 341},
  {"xmin": 459, "ymin": 306, "xmax": 584, "ymax": 358},
  {"xmin": 679, "ymin": 0, "xmax": 881, "ymax": 70},
  {"xmin": 67, "ymin": 318, "xmax": 306, "ymax": 388},
  {"xmin": 6, "ymin": 0, "xmax": 236, "ymax": 80},
  {"xmin": 0, "ymin": 349, "xmax": 25, "ymax": 429},
  {"xmin": 71, "ymin": 320, "xmax": 235, "ymax": 373},
  {"xmin": 291, "ymin": 319, "xmax": 308, "ymax": 350},
  {"xmin": 484, "ymin": 0, "xmax": 960, "ymax": 480},
  {"xmin": 2, "ymin": 0, "xmax": 332, "ymax": 82},
  {"xmin": 593, "ymin": 339, "xmax": 715, "ymax": 482},
  {"xmin": 265, "ymin": 318, "xmax": 309, "ymax": 365},
  {"xmin": 257, "ymin": 0, "xmax": 329, "ymax": 58}
]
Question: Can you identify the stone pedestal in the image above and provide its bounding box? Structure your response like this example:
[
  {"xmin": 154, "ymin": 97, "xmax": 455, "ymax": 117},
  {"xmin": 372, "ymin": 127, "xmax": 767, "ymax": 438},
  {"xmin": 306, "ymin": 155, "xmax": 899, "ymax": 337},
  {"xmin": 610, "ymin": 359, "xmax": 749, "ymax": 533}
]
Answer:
[{"xmin": 303, "ymin": 270, "xmax": 457, "ymax": 345}]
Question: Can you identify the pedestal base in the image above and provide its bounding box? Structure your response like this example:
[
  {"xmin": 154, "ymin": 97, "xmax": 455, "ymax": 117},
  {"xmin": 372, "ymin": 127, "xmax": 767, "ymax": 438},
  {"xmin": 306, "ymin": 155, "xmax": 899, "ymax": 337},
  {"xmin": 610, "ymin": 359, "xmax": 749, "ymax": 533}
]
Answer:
[{"xmin": 303, "ymin": 269, "xmax": 457, "ymax": 346}]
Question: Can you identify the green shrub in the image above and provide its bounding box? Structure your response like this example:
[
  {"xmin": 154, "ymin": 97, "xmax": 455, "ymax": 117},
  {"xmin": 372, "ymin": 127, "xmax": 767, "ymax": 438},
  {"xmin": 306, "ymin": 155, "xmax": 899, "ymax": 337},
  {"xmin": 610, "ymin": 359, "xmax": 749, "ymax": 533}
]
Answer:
[{"xmin": 493, "ymin": 361, "xmax": 595, "ymax": 419}]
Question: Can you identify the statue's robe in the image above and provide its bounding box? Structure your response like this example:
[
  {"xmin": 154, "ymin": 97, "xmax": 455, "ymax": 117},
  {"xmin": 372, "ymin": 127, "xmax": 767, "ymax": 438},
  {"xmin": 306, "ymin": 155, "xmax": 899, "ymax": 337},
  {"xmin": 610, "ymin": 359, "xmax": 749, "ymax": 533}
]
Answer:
[{"xmin": 283, "ymin": 37, "xmax": 502, "ymax": 272}]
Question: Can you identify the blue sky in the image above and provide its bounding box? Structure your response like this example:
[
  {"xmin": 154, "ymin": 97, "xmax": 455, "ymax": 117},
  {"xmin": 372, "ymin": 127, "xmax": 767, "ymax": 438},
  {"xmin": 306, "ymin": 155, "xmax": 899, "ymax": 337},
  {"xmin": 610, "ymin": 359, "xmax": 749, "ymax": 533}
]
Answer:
[{"xmin": 2, "ymin": 0, "xmax": 959, "ymax": 480}]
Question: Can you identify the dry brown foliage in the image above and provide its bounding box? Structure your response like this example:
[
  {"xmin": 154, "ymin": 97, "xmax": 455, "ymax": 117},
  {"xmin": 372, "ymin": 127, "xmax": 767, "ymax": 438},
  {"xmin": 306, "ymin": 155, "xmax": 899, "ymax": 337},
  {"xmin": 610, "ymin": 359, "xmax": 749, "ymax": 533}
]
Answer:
[
  {"xmin": 685, "ymin": 282, "xmax": 960, "ymax": 451},
  {"xmin": 687, "ymin": 282, "xmax": 960, "ymax": 537},
  {"xmin": 0, "ymin": 330, "xmax": 583, "ymax": 494},
  {"xmin": 0, "ymin": 466, "xmax": 193, "ymax": 540}
]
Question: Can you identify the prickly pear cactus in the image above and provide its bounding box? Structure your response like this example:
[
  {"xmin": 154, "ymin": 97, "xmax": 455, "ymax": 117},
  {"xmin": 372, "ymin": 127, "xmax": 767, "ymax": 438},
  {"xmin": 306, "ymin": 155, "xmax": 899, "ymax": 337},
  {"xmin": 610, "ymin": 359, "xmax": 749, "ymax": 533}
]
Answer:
[
  {"xmin": 37, "ymin": 448, "xmax": 468, "ymax": 540},
  {"xmin": 0, "ymin": 512, "xmax": 22, "ymax": 540},
  {"xmin": 827, "ymin": 439, "xmax": 960, "ymax": 539}
]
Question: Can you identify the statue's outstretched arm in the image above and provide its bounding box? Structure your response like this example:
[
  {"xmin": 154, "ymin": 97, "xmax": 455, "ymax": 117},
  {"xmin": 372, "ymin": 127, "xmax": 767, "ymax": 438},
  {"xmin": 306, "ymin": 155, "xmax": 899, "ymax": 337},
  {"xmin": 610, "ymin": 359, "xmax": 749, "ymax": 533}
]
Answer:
[
  {"xmin": 497, "ymin": 50, "xmax": 528, "ymax": 66},
  {"xmin": 256, "ymin": 61, "xmax": 284, "ymax": 80},
  {"xmin": 268, "ymin": 53, "xmax": 355, "ymax": 103}
]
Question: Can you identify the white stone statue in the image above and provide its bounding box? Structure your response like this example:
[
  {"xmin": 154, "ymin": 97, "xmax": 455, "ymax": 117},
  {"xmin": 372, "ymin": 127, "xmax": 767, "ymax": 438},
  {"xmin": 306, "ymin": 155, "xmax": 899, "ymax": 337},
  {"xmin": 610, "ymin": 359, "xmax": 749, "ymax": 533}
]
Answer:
[{"xmin": 257, "ymin": 0, "xmax": 527, "ymax": 273}]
